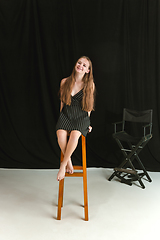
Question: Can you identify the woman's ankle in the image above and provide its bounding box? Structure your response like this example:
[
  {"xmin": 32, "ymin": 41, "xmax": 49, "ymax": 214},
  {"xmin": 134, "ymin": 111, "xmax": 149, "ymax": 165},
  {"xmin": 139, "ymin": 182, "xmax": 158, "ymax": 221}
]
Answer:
[{"xmin": 60, "ymin": 161, "xmax": 67, "ymax": 169}]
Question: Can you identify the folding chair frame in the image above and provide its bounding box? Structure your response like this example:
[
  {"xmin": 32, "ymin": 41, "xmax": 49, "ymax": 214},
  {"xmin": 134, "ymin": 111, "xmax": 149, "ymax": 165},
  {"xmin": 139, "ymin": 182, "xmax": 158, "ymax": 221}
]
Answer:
[{"xmin": 108, "ymin": 109, "xmax": 153, "ymax": 189}]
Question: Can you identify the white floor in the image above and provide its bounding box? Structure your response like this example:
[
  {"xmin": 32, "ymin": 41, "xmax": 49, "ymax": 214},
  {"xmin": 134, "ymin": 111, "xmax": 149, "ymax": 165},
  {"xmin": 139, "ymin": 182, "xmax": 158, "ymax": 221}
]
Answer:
[{"xmin": 0, "ymin": 167, "xmax": 159, "ymax": 240}]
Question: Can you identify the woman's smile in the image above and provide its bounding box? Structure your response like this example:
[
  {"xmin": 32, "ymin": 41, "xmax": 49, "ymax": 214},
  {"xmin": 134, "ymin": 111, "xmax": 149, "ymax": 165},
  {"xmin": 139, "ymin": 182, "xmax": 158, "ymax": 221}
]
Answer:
[{"xmin": 75, "ymin": 58, "xmax": 90, "ymax": 74}]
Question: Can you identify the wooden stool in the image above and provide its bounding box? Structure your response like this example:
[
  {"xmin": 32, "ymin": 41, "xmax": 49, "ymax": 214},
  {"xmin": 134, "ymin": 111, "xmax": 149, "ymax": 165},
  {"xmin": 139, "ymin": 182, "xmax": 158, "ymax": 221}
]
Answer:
[{"xmin": 57, "ymin": 134, "xmax": 89, "ymax": 221}]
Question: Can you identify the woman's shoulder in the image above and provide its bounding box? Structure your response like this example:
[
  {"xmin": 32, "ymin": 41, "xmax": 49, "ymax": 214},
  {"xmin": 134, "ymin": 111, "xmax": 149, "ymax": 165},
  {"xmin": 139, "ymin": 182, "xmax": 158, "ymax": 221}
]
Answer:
[{"xmin": 60, "ymin": 77, "xmax": 68, "ymax": 86}]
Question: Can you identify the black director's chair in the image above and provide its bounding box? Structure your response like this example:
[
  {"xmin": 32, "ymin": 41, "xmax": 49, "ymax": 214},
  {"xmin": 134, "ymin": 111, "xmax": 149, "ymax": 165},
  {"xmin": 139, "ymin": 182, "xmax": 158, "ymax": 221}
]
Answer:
[{"xmin": 108, "ymin": 108, "xmax": 153, "ymax": 189}]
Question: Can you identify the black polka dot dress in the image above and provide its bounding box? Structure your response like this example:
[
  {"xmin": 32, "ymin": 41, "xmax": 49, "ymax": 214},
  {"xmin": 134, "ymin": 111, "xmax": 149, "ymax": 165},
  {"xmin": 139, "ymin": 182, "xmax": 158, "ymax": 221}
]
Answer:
[{"xmin": 55, "ymin": 89, "xmax": 90, "ymax": 136}]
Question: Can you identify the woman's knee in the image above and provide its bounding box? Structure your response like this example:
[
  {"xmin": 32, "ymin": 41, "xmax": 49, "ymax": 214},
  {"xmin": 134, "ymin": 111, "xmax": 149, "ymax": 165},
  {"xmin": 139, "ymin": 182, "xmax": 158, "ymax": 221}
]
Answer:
[
  {"xmin": 56, "ymin": 130, "xmax": 68, "ymax": 142},
  {"xmin": 69, "ymin": 130, "xmax": 81, "ymax": 142}
]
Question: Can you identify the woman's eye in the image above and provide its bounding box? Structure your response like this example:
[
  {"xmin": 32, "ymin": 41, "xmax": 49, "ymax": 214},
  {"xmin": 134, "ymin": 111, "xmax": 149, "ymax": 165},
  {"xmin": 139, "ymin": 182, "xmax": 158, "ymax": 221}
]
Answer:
[{"xmin": 83, "ymin": 64, "xmax": 86, "ymax": 67}]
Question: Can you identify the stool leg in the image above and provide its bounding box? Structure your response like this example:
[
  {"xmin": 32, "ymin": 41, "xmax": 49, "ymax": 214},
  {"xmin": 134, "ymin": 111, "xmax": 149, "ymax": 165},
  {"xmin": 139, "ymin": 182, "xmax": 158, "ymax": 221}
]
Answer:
[
  {"xmin": 82, "ymin": 135, "xmax": 89, "ymax": 221},
  {"xmin": 57, "ymin": 178, "xmax": 64, "ymax": 220},
  {"xmin": 57, "ymin": 152, "xmax": 64, "ymax": 220}
]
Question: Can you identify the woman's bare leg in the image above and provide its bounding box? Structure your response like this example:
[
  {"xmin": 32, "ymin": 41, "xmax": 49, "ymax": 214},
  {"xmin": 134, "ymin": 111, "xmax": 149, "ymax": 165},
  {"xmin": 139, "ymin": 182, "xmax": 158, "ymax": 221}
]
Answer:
[
  {"xmin": 57, "ymin": 130, "xmax": 81, "ymax": 181},
  {"xmin": 56, "ymin": 129, "xmax": 73, "ymax": 174},
  {"xmin": 56, "ymin": 129, "xmax": 68, "ymax": 154},
  {"xmin": 66, "ymin": 159, "xmax": 73, "ymax": 174}
]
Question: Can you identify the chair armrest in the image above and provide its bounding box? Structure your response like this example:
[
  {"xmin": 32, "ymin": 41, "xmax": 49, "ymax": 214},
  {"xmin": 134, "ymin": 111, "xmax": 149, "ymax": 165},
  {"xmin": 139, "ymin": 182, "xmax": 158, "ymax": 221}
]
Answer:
[
  {"xmin": 113, "ymin": 121, "xmax": 124, "ymax": 133},
  {"xmin": 143, "ymin": 123, "xmax": 152, "ymax": 136}
]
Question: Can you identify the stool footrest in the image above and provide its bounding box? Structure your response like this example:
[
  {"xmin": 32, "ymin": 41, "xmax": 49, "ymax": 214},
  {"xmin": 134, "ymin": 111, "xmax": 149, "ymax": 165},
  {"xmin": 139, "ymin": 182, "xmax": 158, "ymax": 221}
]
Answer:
[
  {"xmin": 65, "ymin": 172, "xmax": 83, "ymax": 177},
  {"xmin": 73, "ymin": 166, "xmax": 83, "ymax": 170}
]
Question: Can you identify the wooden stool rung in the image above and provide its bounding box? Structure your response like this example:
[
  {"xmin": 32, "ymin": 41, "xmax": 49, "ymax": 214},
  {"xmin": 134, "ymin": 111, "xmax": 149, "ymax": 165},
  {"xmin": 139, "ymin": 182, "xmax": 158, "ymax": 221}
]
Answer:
[
  {"xmin": 65, "ymin": 172, "xmax": 83, "ymax": 177},
  {"xmin": 73, "ymin": 166, "xmax": 83, "ymax": 170}
]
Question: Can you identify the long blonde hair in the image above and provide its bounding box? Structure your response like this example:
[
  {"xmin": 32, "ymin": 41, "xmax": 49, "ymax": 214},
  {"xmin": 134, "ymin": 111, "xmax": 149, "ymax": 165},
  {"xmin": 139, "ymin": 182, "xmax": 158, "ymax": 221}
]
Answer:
[{"xmin": 60, "ymin": 56, "xmax": 95, "ymax": 112}]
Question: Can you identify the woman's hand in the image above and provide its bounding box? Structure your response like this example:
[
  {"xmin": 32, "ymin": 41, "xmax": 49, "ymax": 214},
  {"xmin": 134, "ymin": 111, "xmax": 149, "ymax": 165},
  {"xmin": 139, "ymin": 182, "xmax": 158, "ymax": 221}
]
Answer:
[{"xmin": 88, "ymin": 126, "xmax": 92, "ymax": 133}]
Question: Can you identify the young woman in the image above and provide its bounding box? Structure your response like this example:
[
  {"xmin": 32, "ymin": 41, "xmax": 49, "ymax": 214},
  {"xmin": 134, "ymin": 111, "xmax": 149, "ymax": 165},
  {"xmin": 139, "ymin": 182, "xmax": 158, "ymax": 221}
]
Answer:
[{"xmin": 56, "ymin": 56, "xmax": 95, "ymax": 181}]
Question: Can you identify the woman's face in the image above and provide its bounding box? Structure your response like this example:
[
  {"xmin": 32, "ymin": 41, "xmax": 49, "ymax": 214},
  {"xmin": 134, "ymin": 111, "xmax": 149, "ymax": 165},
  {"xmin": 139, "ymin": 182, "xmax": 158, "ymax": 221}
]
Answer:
[{"xmin": 75, "ymin": 58, "xmax": 90, "ymax": 75}]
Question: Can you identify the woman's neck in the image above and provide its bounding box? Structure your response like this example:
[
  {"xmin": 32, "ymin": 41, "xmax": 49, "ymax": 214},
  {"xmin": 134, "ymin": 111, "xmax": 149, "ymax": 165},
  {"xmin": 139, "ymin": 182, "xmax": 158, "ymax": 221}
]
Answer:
[{"xmin": 74, "ymin": 72, "xmax": 84, "ymax": 83}]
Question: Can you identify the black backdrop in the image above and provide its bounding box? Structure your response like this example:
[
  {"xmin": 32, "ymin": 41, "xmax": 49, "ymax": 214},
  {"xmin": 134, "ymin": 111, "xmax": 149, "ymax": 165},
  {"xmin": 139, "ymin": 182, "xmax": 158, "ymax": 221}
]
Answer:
[{"xmin": 0, "ymin": 0, "xmax": 160, "ymax": 171}]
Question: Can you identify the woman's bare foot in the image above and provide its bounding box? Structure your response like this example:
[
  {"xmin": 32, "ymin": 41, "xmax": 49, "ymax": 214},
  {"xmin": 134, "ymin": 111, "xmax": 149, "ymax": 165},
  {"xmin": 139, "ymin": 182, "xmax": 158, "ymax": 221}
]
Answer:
[
  {"xmin": 66, "ymin": 158, "xmax": 74, "ymax": 174},
  {"xmin": 57, "ymin": 162, "xmax": 66, "ymax": 181}
]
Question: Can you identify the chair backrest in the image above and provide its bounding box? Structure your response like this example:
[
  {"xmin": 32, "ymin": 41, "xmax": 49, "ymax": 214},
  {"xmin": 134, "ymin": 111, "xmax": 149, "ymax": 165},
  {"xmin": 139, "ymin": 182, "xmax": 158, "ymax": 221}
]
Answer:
[
  {"xmin": 123, "ymin": 108, "xmax": 153, "ymax": 137},
  {"xmin": 123, "ymin": 108, "xmax": 153, "ymax": 124}
]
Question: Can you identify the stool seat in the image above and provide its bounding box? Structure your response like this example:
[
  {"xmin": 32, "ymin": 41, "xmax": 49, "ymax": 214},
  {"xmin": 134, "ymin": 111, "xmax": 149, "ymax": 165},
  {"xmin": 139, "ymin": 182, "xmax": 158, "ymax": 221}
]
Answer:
[{"xmin": 57, "ymin": 134, "xmax": 89, "ymax": 221}]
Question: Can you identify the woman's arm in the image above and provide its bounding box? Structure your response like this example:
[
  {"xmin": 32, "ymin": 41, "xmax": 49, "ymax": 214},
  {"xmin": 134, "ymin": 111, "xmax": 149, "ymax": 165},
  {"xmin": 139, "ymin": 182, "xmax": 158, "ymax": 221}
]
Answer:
[
  {"xmin": 88, "ymin": 82, "xmax": 95, "ymax": 132},
  {"xmin": 88, "ymin": 82, "xmax": 95, "ymax": 116},
  {"xmin": 59, "ymin": 78, "xmax": 67, "ymax": 112},
  {"xmin": 60, "ymin": 101, "xmax": 64, "ymax": 112},
  {"xmin": 88, "ymin": 111, "xmax": 91, "ymax": 117}
]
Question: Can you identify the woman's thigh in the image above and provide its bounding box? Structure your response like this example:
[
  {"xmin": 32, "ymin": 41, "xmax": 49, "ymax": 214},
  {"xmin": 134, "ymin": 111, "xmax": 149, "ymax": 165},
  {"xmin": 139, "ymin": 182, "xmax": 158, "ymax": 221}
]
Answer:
[
  {"xmin": 69, "ymin": 130, "xmax": 82, "ymax": 141},
  {"xmin": 56, "ymin": 129, "xmax": 68, "ymax": 141}
]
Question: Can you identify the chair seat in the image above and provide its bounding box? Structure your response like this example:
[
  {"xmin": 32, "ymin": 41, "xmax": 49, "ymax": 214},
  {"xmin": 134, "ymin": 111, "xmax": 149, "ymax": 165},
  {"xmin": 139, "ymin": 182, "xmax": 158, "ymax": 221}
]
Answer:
[{"xmin": 113, "ymin": 131, "xmax": 142, "ymax": 143}]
